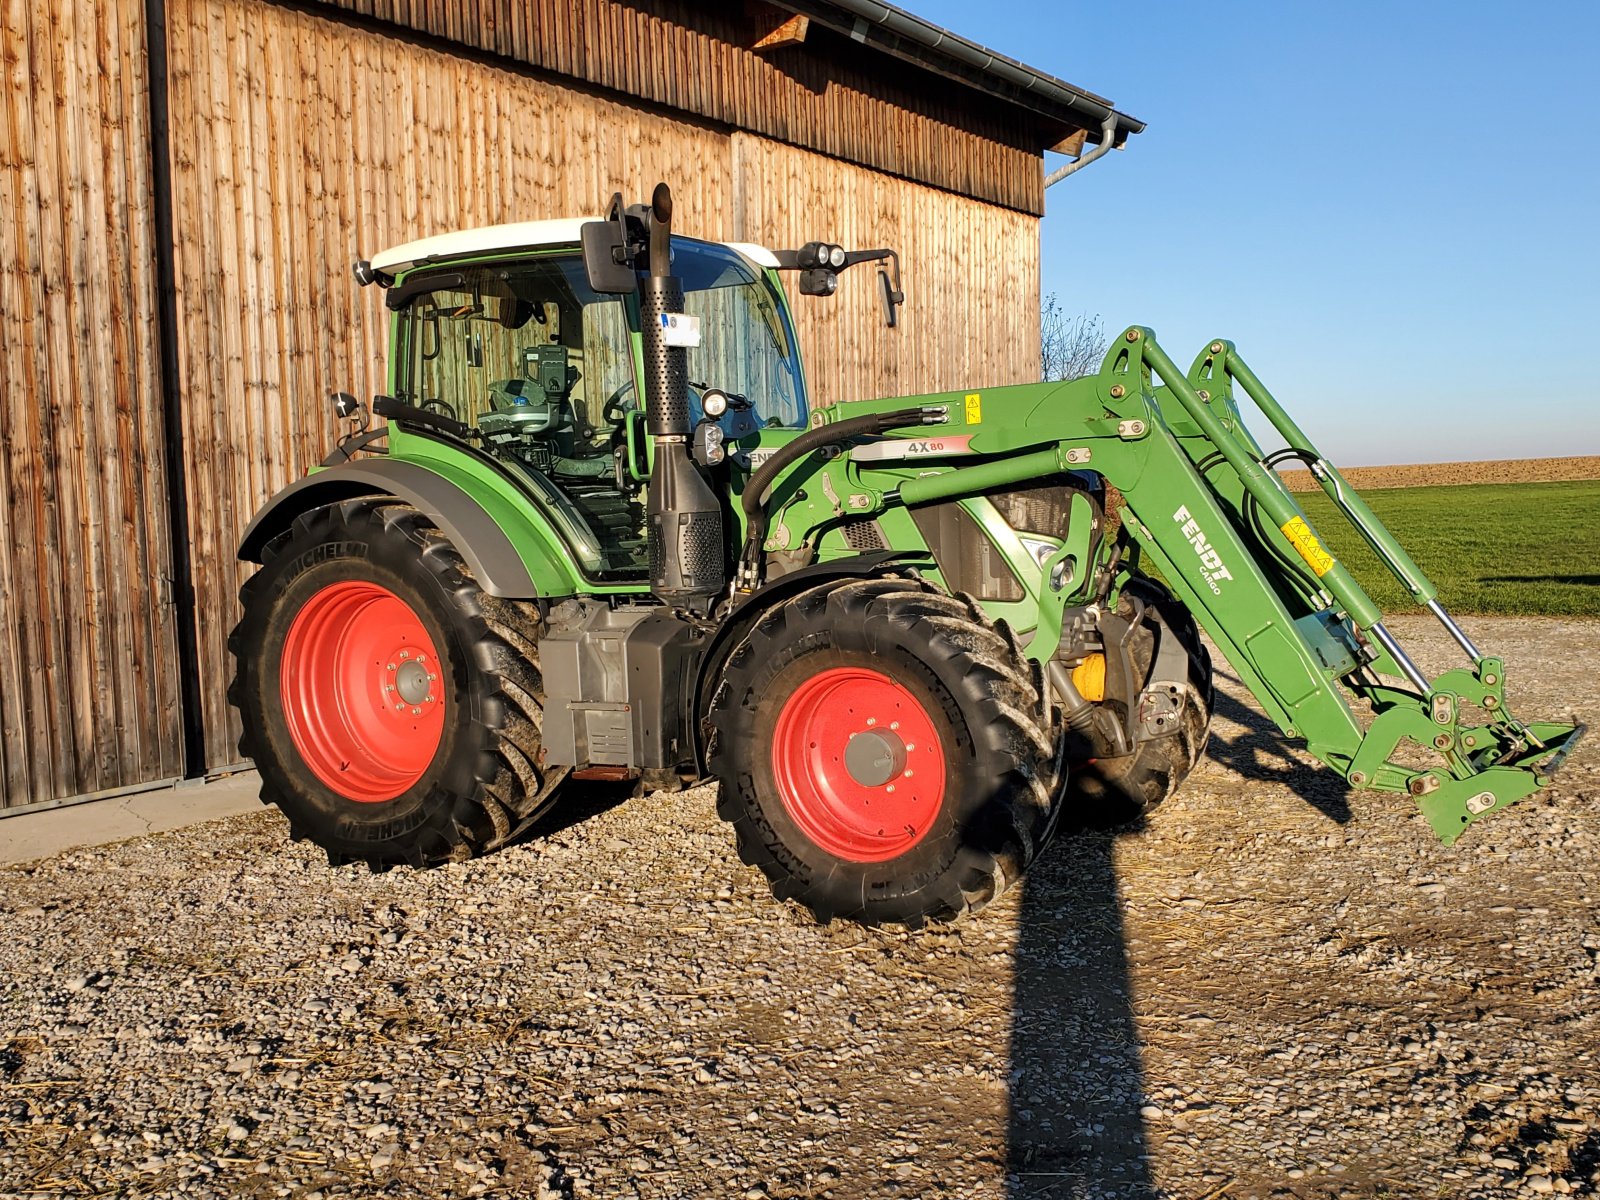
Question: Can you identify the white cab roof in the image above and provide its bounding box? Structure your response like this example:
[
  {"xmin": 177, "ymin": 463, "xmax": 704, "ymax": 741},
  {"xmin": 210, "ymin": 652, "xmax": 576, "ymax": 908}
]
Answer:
[
  {"xmin": 370, "ymin": 219, "xmax": 781, "ymax": 274},
  {"xmin": 371, "ymin": 218, "xmax": 592, "ymax": 273}
]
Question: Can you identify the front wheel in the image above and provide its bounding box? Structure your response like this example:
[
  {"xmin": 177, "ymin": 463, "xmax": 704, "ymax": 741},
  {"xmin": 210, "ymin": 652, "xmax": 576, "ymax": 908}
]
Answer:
[
  {"xmin": 707, "ymin": 579, "xmax": 1061, "ymax": 927},
  {"xmin": 228, "ymin": 499, "xmax": 559, "ymax": 868},
  {"xmin": 1062, "ymin": 577, "xmax": 1214, "ymax": 828}
]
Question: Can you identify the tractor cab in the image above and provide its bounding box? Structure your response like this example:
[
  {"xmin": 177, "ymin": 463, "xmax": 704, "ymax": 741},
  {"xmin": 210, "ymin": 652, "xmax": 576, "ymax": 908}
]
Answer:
[{"xmin": 366, "ymin": 223, "xmax": 810, "ymax": 580}]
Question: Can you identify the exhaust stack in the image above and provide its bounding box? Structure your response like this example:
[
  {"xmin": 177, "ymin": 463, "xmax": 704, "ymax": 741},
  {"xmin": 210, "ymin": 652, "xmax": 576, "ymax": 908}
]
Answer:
[{"xmin": 634, "ymin": 185, "xmax": 725, "ymax": 611}]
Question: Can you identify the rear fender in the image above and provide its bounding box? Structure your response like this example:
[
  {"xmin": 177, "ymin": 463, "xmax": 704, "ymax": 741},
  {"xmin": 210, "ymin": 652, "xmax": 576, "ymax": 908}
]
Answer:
[{"xmin": 237, "ymin": 459, "xmax": 578, "ymax": 598}]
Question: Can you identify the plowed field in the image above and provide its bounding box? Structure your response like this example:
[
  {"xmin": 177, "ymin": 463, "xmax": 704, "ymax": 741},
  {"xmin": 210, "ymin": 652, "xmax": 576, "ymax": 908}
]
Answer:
[{"xmin": 1277, "ymin": 455, "xmax": 1600, "ymax": 492}]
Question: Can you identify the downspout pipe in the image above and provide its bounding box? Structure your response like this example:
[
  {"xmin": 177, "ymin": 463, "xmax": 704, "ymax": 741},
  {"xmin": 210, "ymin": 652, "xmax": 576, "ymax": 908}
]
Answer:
[{"xmin": 1044, "ymin": 114, "xmax": 1119, "ymax": 188}]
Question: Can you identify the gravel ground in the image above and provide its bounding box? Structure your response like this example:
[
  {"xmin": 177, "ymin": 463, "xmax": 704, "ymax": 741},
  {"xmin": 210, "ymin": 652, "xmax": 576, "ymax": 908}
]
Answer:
[{"xmin": 1, "ymin": 615, "xmax": 1595, "ymax": 1200}]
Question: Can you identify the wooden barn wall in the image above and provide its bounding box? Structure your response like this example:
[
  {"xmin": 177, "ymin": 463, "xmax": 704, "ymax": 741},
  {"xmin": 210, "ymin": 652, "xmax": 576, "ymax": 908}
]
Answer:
[
  {"xmin": 0, "ymin": 0, "xmax": 1043, "ymax": 797},
  {"xmin": 303, "ymin": 0, "xmax": 1050, "ymax": 216},
  {"xmin": 730, "ymin": 133, "xmax": 1042, "ymax": 406},
  {"xmin": 166, "ymin": 0, "xmax": 1043, "ymax": 770},
  {"xmin": 0, "ymin": 0, "xmax": 186, "ymax": 809}
]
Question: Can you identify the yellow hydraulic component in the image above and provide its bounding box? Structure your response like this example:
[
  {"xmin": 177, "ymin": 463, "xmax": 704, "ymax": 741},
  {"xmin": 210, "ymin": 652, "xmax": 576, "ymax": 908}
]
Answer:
[{"xmin": 1071, "ymin": 653, "xmax": 1106, "ymax": 703}]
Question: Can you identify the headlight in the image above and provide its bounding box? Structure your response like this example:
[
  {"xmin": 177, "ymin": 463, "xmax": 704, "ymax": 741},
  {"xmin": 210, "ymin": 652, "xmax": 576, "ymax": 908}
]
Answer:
[
  {"xmin": 1018, "ymin": 536, "xmax": 1060, "ymax": 568},
  {"xmin": 702, "ymin": 389, "xmax": 729, "ymax": 418},
  {"xmin": 828, "ymin": 244, "xmax": 846, "ymax": 269}
]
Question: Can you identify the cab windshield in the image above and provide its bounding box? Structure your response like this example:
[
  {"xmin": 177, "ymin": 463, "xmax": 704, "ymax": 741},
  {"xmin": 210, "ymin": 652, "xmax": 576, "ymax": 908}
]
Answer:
[
  {"xmin": 396, "ymin": 240, "xmax": 805, "ymax": 581},
  {"xmin": 673, "ymin": 242, "xmax": 807, "ymax": 429}
]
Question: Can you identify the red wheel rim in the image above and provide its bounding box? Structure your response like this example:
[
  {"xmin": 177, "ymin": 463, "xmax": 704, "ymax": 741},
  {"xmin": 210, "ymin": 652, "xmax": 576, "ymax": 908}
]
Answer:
[
  {"xmin": 771, "ymin": 666, "xmax": 947, "ymax": 862},
  {"xmin": 279, "ymin": 581, "xmax": 446, "ymax": 802}
]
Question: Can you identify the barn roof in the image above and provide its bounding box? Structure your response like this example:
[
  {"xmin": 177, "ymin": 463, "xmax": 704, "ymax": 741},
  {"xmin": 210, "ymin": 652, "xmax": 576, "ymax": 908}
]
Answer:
[
  {"xmin": 297, "ymin": 0, "xmax": 1140, "ymax": 215},
  {"xmin": 770, "ymin": 0, "xmax": 1145, "ymax": 151}
]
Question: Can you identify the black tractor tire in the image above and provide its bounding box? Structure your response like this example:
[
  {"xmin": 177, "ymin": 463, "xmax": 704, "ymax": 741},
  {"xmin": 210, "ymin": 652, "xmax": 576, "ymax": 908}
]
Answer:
[
  {"xmin": 228, "ymin": 498, "xmax": 559, "ymax": 868},
  {"xmin": 706, "ymin": 577, "xmax": 1063, "ymax": 928},
  {"xmin": 1064, "ymin": 576, "xmax": 1213, "ymax": 829}
]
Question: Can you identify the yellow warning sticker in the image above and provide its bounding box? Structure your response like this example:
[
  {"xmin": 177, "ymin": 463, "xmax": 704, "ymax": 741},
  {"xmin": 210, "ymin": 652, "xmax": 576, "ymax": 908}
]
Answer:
[
  {"xmin": 964, "ymin": 392, "xmax": 982, "ymax": 424},
  {"xmin": 1280, "ymin": 515, "xmax": 1336, "ymax": 577}
]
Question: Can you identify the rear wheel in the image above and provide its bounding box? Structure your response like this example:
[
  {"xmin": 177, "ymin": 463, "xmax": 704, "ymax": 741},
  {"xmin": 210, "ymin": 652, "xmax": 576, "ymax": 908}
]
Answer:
[
  {"xmin": 707, "ymin": 578, "xmax": 1062, "ymax": 927},
  {"xmin": 228, "ymin": 499, "xmax": 559, "ymax": 867},
  {"xmin": 1064, "ymin": 577, "xmax": 1214, "ymax": 828}
]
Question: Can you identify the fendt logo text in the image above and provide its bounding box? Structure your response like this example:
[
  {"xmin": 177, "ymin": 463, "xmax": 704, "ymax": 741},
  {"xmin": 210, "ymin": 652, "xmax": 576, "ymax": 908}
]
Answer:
[{"xmin": 1173, "ymin": 505, "xmax": 1235, "ymax": 594}]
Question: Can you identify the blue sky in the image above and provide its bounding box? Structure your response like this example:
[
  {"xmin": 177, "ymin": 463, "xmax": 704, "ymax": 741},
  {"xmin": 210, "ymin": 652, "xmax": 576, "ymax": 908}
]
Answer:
[{"xmin": 905, "ymin": 0, "xmax": 1598, "ymax": 465}]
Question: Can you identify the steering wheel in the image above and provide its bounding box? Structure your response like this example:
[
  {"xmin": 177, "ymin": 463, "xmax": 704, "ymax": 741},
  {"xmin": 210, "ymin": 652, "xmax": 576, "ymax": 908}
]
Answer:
[
  {"xmin": 602, "ymin": 380, "xmax": 638, "ymax": 427},
  {"xmin": 601, "ymin": 379, "xmax": 704, "ymax": 427}
]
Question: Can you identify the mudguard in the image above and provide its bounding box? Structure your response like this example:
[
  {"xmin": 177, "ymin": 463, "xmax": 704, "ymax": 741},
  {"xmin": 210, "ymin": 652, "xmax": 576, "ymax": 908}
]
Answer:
[
  {"xmin": 238, "ymin": 459, "xmax": 549, "ymax": 597},
  {"xmin": 690, "ymin": 551, "xmax": 934, "ymax": 774}
]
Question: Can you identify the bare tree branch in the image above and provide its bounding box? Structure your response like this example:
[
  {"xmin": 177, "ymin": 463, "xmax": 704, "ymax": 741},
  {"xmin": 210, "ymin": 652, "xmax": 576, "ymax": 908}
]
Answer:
[{"xmin": 1040, "ymin": 295, "xmax": 1106, "ymax": 382}]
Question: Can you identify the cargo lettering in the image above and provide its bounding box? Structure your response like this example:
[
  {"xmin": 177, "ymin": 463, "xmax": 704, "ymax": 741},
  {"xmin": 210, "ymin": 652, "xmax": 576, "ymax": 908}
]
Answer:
[{"xmin": 1172, "ymin": 505, "xmax": 1234, "ymax": 594}]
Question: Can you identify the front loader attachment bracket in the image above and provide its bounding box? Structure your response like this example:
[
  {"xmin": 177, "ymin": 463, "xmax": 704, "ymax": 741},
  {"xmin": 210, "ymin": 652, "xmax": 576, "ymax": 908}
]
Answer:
[{"xmin": 1092, "ymin": 328, "xmax": 1586, "ymax": 846}]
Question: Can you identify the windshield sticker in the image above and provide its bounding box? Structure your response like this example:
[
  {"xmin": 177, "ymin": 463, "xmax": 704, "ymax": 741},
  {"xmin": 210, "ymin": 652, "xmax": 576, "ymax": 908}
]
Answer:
[
  {"xmin": 658, "ymin": 312, "xmax": 701, "ymax": 347},
  {"xmin": 1173, "ymin": 505, "xmax": 1235, "ymax": 594}
]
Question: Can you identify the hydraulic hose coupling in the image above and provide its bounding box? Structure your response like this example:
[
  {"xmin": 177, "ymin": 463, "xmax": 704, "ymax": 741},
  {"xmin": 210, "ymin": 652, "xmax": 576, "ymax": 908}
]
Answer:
[{"xmin": 639, "ymin": 184, "xmax": 724, "ymax": 609}]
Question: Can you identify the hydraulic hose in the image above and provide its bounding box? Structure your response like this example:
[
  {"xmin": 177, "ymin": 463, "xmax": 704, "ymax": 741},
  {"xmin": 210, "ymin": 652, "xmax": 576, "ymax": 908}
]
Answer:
[{"xmin": 737, "ymin": 405, "xmax": 939, "ymax": 587}]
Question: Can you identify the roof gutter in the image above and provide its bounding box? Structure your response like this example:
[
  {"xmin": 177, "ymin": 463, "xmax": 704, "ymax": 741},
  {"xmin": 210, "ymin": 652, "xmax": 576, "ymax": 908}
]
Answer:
[{"xmin": 777, "ymin": 0, "xmax": 1145, "ymax": 145}]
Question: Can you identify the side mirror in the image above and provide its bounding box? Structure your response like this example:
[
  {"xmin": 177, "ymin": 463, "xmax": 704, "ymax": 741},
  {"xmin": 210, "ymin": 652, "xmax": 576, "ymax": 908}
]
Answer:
[
  {"xmin": 581, "ymin": 192, "xmax": 644, "ymax": 294},
  {"xmin": 774, "ymin": 242, "xmax": 904, "ymax": 327},
  {"xmin": 878, "ymin": 265, "xmax": 905, "ymax": 329}
]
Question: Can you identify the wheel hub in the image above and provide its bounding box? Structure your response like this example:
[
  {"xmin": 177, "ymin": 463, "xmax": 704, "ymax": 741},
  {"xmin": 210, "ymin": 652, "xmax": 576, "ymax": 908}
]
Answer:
[
  {"xmin": 770, "ymin": 666, "xmax": 947, "ymax": 863},
  {"xmin": 279, "ymin": 581, "xmax": 446, "ymax": 802},
  {"xmin": 844, "ymin": 728, "xmax": 907, "ymax": 788},
  {"xmin": 392, "ymin": 655, "xmax": 435, "ymax": 707}
]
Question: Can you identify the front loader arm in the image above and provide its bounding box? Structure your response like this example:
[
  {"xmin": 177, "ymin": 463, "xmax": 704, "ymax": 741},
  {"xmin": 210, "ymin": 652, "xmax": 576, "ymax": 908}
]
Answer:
[
  {"xmin": 1087, "ymin": 329, "xmax": 1581, "ymax": 841},
  {"xmin": 795, "ymin": 327, "xmax": 1583, "ymax": 843}
]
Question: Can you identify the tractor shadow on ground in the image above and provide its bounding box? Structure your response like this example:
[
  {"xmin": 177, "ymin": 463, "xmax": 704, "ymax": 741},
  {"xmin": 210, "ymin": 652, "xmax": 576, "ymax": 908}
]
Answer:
[
  {"xmin": 505, "ymin": 778, "xmax": 636, "ymax": 846},
  {"xmin": 1203, "ymin": 671, "xmax": 1352, "ymax": 824},
  {"xmin": 1004, "ymin": 668, "xmax": 1353, "ymax": 1195},
  {"xmin": 1008, "ymin": 827, "xmax": 1154, "ymax": 1197}
]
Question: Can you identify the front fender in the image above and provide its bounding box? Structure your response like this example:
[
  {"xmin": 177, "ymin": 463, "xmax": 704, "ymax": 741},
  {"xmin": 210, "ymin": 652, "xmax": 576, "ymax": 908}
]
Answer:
[
  {"xmin": 237, "ymin": 459, "xmax": 571, "ymax": 598},
  {"xmin": 690, "ymin": 551, "xmax": 933, "ymax": 774}
]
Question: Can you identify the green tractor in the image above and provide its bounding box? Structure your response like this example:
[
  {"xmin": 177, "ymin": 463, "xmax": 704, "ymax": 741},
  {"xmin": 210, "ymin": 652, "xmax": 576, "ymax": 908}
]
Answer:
[{"xmin": 231, "ymin": 184, "xmax": 1583, "ymax": 927}]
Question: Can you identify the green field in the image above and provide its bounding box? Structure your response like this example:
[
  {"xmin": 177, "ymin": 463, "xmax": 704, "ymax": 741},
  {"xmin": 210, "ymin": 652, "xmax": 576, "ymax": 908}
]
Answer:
[{"xmin": 1291, "ymin": 479, "xmax": 1600, "ymax": 618}]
